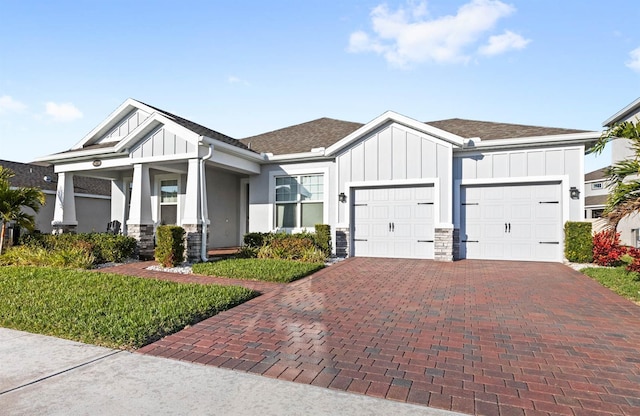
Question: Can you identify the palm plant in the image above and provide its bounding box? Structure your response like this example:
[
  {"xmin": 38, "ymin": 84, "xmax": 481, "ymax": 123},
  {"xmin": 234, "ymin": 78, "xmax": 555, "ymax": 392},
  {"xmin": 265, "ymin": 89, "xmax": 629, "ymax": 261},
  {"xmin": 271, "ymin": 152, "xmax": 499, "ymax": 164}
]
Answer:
[
  {"xmin": 0, "ymin": 166, "xmax": 45, "ymax": 255},
  {"xmin": 589, "ymin": 120, "xmax": 640, "ymax": 228}
]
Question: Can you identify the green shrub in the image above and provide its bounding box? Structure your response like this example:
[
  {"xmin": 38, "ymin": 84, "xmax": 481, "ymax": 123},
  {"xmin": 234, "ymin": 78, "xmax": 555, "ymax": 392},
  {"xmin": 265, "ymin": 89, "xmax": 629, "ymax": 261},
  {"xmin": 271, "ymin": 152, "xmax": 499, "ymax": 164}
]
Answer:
[
  {"xmin": 155, "ymin": 225, "xmax": 185, "ymax": 267},
  {"xmin": 235, "ymin": 245, "xmax": 258, "ymax": 258},
  {"xmin": 19, "ymin": 232, "xmax": 137, "ymax": 265},
  {"xmin": 314, "ymin": 224, "xmax": 331, "ymax": 255},
  {"xmin": 243, "ymin": 232, "xmax": 269, "ymax": 248},
  {"xmin": 257, "ymin": 235, "xmax": 316, "ymax": 261},
  {"xmin": 0, "ymin": 245, "xmax": 95, "ymax": 269},
  {"xmin": 564, "ymin": 222, "xmax": 593, "ymax": 263}
]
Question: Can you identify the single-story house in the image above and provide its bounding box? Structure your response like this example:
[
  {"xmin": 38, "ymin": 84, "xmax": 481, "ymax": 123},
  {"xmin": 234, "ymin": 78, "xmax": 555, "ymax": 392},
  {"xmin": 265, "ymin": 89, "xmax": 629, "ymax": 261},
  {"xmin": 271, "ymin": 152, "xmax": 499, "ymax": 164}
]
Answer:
[
  {"xmin": 35, "ymin": 98, "xmax": 599, "ymax": 262},
  {"xmin": 599, "ymin": 97, "xmax": 640, "ymax": 246},
  {"xmin": 0, "ymin": 159, "xmax": 111, "ymax": 241}
]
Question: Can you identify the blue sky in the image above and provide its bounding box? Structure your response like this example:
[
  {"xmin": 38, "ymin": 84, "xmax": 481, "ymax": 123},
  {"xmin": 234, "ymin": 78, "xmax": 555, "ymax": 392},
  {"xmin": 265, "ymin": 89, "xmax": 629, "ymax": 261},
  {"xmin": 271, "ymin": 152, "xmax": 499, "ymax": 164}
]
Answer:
[{"xmin": 1, "ymin": 0, "xmax": 638, "ymax": 173}]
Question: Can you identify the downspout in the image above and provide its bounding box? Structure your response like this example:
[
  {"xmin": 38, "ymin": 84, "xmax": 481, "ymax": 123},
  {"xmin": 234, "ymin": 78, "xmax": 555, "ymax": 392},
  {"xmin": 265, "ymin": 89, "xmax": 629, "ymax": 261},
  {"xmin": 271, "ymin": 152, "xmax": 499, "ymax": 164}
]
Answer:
[{"xmin": 200, "ymin": 142, "xmax": 214, "ymax": 262}]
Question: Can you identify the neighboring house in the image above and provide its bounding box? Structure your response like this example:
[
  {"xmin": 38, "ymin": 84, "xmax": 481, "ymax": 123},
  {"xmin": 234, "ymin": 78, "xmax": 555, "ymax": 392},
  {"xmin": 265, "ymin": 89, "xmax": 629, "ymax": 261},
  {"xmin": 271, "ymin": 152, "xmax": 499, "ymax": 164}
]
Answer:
[
  {"xmin": 584, "ymin": 167, "xmax": 609, "ymax": 220},
  {"xmin": 35, "ymin": 98, "xmax": 599, "ymax": 263},
  {"xmin": 0, "ymin": 160, "xmax": 111, "ymax": 238},
  {"xmin": 601, "ymin": 97, "xmax": 640, "ymax": 247}
]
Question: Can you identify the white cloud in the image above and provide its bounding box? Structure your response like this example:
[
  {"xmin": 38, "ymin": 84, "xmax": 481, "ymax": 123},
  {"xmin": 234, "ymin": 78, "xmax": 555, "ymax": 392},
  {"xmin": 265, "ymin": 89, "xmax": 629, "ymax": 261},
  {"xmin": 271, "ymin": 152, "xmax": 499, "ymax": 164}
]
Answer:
[
  {"xmin": 627, "ymin": 47, "xmax": 640, "ymax": 73},
  {"xmin": 228, "ymin": 75, "xmax": 250, "ymax": 86},
  {"xmin": 348, "ymin": 0, "xmax": 528, "ymax": 67},
  {"xmin": 45, "ymin": 101, "xmax": 83, "ymax": 122},
  {"xmin": 0, "ymin": 95, "xmax": 27, "ymax": 113},
  {"xmin": 478, "ymin": 30, "xmax": 531, "ymax": 56}
]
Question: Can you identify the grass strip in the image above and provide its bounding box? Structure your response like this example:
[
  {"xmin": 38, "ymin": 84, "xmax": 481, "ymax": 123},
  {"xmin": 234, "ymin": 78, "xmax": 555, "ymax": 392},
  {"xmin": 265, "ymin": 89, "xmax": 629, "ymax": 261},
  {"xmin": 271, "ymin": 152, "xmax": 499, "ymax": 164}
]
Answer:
[
  {"xmin": 192, "ymin": 258, "xmax": 324, "ymax": 283},
  {"xmin": 0, "ymin": 266, "xmax": 256, "ymax": 349},
  {"xmin": 581, "ymin": 266, "xmax": 640, "ymax": 303}
]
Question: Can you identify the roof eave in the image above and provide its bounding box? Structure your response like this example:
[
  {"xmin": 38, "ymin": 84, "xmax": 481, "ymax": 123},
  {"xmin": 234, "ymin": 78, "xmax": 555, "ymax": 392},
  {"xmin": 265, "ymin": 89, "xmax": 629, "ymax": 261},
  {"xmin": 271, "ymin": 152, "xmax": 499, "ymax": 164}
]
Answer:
[
  {"xmin": 33, "ymin": 147, "xmax": 120, "ymax": 164},
  {"xmin": 201, "ymin": 136, "xmax": 265, "ymax": 161},
  {"xmin": 602, "ymin": 97, "xmax": 640, "ymax": 127},
  {"xmin": 457, "ymin": 131, "xmax": 600, "ymax": 152}
]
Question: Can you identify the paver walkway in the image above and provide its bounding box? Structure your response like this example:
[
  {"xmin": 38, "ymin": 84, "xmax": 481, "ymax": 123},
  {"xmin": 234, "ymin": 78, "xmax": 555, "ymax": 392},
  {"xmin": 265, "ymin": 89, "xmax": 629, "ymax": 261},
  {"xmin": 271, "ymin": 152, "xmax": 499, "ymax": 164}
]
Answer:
[{"xmin": 132, "ymin": 258, "xmax": 640, "ymax": 415}]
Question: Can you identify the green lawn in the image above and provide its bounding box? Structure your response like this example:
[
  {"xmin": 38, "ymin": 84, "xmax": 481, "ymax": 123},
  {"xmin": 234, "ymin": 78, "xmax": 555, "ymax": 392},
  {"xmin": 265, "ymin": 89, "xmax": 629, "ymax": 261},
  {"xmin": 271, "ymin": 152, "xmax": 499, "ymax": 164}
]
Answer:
[
  {"xmin": 192, "ymin": 258, "xmax": 324, "ymax": 283},
  {"xmin": 581, "ymin": 266, "xmax": 640, "ymax": 303},
  {"xmin": 0, "ymin": 266, "xmax": 256, "ymax": 349}
]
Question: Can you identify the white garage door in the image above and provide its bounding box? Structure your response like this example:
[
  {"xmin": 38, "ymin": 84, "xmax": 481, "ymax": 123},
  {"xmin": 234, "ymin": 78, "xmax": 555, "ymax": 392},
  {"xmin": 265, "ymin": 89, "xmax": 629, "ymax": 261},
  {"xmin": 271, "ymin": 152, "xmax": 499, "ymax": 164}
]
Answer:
[
  {"xmin": 460, "ymin": 183, "xmax": 562, "ymax": 262},
  {"xmin": 352, "ymin": 185, "xmax": 434, "ymax": 259}
]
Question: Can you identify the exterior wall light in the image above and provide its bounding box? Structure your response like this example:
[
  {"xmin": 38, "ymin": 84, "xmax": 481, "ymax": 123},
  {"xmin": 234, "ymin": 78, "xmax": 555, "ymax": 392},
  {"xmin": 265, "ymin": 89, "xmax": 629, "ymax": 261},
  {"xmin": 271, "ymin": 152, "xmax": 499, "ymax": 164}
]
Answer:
[
  {"xmin": 569, "ymin": 187, "xmax": 580, "ymax": 199},
  {"xmin": 338, "ymin": 192, "xmax": 347, "ymax": 203}
]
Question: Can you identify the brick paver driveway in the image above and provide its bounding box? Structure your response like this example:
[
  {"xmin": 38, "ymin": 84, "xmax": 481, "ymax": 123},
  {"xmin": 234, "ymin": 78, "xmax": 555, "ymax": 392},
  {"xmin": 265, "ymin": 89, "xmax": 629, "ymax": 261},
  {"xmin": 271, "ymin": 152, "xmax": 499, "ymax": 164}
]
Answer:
[{"xmin": 138, "ymin": 258, "xmax": 640, "ymax": 415}]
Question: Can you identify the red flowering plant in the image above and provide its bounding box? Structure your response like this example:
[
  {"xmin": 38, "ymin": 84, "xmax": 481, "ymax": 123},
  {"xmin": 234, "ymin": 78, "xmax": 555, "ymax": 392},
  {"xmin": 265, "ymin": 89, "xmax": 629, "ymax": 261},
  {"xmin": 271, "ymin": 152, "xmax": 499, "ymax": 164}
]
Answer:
[{"xmin": 592, "ymin": 229, "xmax": 625, "ymax": 266}]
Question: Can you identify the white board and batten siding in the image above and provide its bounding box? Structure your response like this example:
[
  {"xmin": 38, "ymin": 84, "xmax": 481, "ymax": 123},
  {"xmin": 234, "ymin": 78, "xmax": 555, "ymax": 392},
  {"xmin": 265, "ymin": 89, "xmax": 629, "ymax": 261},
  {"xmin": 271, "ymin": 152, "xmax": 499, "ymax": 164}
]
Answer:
[
  {"xmin": 455, "ymin": 146, "xmax": 584, "ymax": 262},
  {"xmin": 96, "ymin": 109, "xmax": 151, "ymax": 145},
  {"xmin": 336, "ymin": 122, "xmax": 453, "ymax": 258},
  {"xmin": 130, "ymin": 127, "xmax": 197, "ymax": 159}
]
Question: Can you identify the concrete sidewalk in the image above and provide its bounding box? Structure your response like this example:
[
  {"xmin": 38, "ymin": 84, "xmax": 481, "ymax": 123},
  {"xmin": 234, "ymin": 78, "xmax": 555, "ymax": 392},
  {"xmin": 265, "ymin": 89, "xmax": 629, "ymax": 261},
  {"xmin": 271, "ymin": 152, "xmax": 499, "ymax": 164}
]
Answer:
[{"xmin": 0, "ymin": 328, "xmax": 464, "ymax": 416}]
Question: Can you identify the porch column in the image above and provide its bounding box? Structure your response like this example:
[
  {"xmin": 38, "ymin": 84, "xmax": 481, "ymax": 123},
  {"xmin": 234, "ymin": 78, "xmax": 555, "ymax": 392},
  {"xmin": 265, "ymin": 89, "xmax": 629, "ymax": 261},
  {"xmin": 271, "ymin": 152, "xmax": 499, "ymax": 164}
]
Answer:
[
  {"xmin": 182, "ymin": 158, "xmax": 204, "ymax": 262},
  {"xmin": 127, "ymin": 164, "xmax": 154, "ymax": 259},
  {"xmin": 51, "ymin": 172, "xmax": 77, "ymax": 234}
]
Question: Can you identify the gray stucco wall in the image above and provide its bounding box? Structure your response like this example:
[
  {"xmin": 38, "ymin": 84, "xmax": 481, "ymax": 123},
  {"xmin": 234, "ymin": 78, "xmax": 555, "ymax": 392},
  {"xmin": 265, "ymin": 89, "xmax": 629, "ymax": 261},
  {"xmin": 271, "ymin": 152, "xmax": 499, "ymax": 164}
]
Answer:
[
  {"xmin": 248, "ymin": 160, "xmax": 335, "ymax": 233},
  {"xmin": 31, "ymin": 193, "xmax": 110, "ymax": 234}
]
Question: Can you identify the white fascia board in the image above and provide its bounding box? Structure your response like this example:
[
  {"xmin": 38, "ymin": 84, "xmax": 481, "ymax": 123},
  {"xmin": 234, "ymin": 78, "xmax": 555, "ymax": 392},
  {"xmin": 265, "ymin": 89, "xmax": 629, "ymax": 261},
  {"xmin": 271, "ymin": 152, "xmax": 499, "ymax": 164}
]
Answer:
[
  {"xmin": 72, "ymin": 98, "xmax": 146, "ymax": 150},
  {"xmin": 325, "ymin": 111, "xmax": 464, "ymax": 156},
  {"xmin": 602, "ymin": 97, "xmax": 640, "ymax": 127},
  {"xmin": 114, "ymin": 113, "xmax": 201, "ymax": 153},
  {"xmin": 201, "ymin": 136, "xmax": 265, "ymax": 162},
  {"xmin": 33, "ymin": 147, "xmax": 119, "ymax": 164},
  {"xmin": 264, "ymin": 151, "xmax": 332, "ymax": 162},
  {"xmin": 54, "ymin": 156, "xmax": 132, "ymax": 173},
  {"xmin": 457, "ymin": 131, "xmax": 600, "ymax": 152}
]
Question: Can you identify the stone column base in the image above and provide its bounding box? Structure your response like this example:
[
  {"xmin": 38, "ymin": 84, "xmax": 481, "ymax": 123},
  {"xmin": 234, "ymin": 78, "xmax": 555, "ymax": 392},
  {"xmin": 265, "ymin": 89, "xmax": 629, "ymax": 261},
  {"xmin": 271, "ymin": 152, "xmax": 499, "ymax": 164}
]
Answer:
[
  {"xmin": 336, "ymin": 228, "xmax": 350, "ymax": 258},
  {"xmin": 182, "ymin": 224, "xmax": 203, "ymax": 262},
  {"xmin": 434, "ymin": 227, "xmax": 454, "ymax": 262},
  {"xmin": 128, "ymin": 224, "xmax": 155, "ymax": 260},
  {"xmin": 51, "ymin": 223, "xmax": 77, "ymax": 235}
]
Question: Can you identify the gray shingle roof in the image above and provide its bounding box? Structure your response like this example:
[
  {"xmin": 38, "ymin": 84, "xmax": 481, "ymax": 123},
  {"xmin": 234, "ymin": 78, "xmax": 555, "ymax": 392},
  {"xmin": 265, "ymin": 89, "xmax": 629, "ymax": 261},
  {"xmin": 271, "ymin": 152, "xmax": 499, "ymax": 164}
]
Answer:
[
  {"xmin": 139, "ymin": 101, "xmax": 252, "ymax": 152},
  {"xmin": 0, "ymin": 160, "xmax": 111, "ymax": 196},
  {"xmin": 585, "ymin": 167, "xmax": 609, "ymax": 181},
  {"xmin": 240, "ymin": 118, "xmax": 364, "ymax": 155},
  {"xmin": 425, "ymin": 118, "xmax": 589, "ymax": 140}
]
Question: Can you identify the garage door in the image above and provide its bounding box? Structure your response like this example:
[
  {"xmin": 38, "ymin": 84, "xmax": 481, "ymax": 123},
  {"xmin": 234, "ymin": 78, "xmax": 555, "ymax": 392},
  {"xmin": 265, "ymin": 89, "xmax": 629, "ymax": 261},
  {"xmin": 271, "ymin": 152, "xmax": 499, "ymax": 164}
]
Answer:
[
  {"xmin": 352, "ymin": 185, "xmax": 434, "ymax": 259},
  {"xmin": 460, "ymin": 183, "xmax": 562, "ymax": 262}
]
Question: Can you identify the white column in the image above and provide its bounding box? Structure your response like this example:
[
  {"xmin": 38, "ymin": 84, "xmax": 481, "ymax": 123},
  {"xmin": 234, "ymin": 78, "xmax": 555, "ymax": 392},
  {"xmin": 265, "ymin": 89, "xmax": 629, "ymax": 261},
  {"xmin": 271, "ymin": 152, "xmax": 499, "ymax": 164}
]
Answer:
[
  {"xmin": 127, "ymin": 164, "xmax": 153, "ymax": 225},
  {"xmin": 182, "ymin": 158, "xmax": 202, "ymax": 225},
  {"xmin": 52, "ymin": 172, "xmax": 77, "ymax": 228}
]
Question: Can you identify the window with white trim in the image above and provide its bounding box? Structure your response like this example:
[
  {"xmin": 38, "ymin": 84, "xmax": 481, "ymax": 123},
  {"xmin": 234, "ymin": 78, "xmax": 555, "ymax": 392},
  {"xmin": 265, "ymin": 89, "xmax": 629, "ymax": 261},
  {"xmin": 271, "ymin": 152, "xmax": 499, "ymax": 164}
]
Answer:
[
  {"xmin": 591, "ymin": 182, "xmax": 603, "ymax": 190},
  {"xmin": 275, "ymin": 174, "xmax": 324, "ymax": 228},
  {"xmin": 160, "ymin": 179, "xmax": 178, "ymax": 225}
]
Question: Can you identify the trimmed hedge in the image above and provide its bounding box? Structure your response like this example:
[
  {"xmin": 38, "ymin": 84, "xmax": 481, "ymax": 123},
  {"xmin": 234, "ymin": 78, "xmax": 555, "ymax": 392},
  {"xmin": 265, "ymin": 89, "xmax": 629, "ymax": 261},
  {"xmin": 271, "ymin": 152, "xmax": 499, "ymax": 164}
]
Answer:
[
  {"xmin": 564, "ymin": 221, "xmax": 593, "ymax": 263},
  {"xmin": 155, "ymin": 225, "xmax": 185, "ymax": 267},
  {"xmin": 314, "ymin": 224, "xmax": 331, "ymax": 256}
]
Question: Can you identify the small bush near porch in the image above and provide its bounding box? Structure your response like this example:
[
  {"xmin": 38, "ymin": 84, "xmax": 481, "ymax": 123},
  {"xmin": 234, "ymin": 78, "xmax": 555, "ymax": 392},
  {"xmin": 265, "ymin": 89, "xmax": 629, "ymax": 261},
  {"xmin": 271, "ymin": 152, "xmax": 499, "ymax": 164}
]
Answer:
[
  {"xmin": 0, "ymin": 266, "xmax": 256, "ymax": 349},
  {"xmin": 192, "ymin": 258, "xmax": 324, "ymax": 283}
]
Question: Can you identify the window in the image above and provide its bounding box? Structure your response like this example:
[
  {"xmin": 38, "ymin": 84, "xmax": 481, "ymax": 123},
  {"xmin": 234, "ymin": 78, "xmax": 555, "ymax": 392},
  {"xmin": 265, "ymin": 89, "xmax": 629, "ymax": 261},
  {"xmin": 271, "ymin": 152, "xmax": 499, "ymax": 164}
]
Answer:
[
  {"xmin": 160, "ymin": 179, "xmax": 178, "ymax": 225},
  {"xmin": 591, "ymin": 182, "xmax": 603, "ymax": 190},
  {"xmin": 275, "ymin": 174, "xmax": 324, "ymax": 228},
  {"xmin": 591, "ymin": 209, "xmax": 604, "ymax": 219}
]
